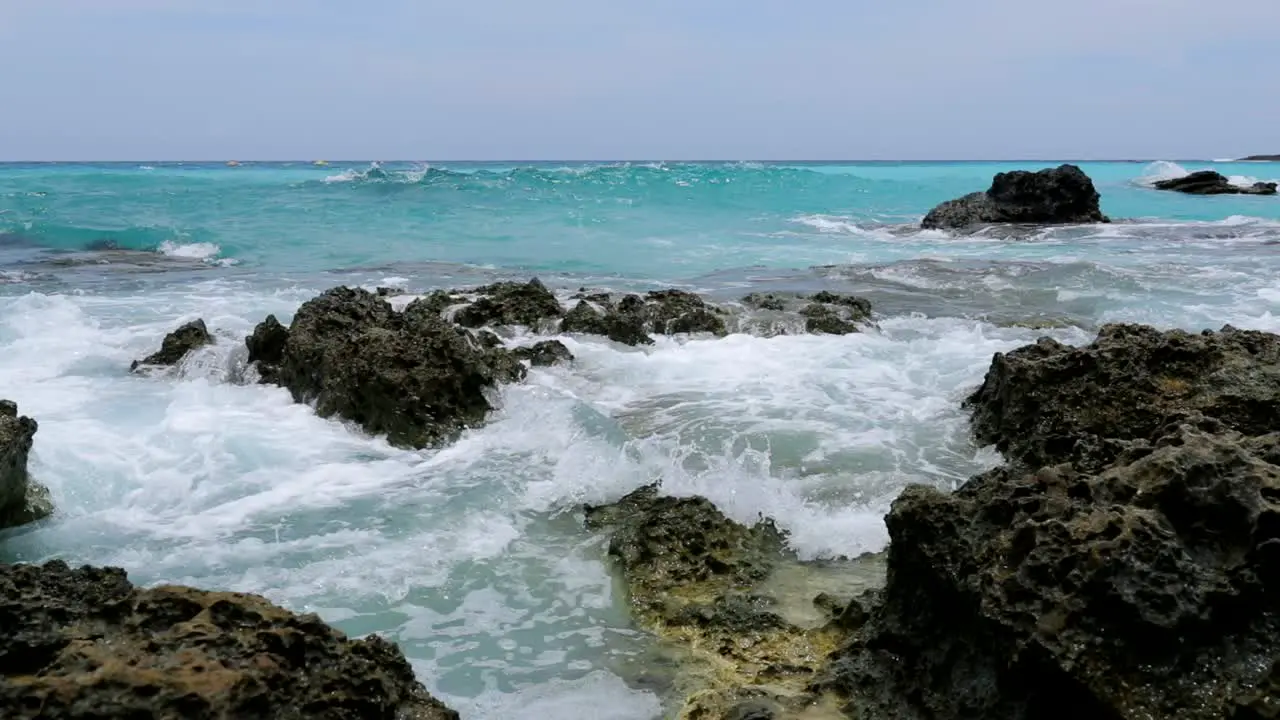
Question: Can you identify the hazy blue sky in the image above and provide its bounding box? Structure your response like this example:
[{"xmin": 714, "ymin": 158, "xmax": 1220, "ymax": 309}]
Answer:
[{"xmin": 1, "ymin": 0, "xmax": 1276, "ymax": 160}]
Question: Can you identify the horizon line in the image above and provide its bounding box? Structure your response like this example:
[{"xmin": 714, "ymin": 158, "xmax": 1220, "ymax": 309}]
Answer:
[{"xmin": 0, "ymin": 157, "xmax": 1266, "ymax": 164}]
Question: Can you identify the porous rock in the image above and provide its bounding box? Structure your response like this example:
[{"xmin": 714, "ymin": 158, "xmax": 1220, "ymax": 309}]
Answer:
[
  {"xmin": 453, "ymin": 278, "xmax": 563, "ymax": 329},
  {"xmin": 130, "ymin": 319, "xmax": 213, "ymax": 371},
  {"xmin": 965, "ymin": 323, "xmax": 1280, "ymax": 473},
  {"xmin": 0, "ymin": 401, "xmax": 50, "ymax": 530},
  {"xmin": 0, "ymin": 560, "xmax": 458, "ymax": 720},
  {"xmin": 245, "ymin": 286, "xmax": 525, "ymax": 448},
  {"xmin": 921, "ymin": 164, "xmax": 1109, "ymax": 230},
  {"xmin": 559, "ymin": 290, "xmax": 727, "ymax": 346},
  {"xmin": 513, "ymin": 340, "xmax": 574, "ymax": 367}
]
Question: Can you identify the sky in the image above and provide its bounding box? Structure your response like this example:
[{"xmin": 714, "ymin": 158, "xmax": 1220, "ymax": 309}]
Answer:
[{"xmin": 1, "ymin": 0, "xmax": 1277, "ymax": 161}]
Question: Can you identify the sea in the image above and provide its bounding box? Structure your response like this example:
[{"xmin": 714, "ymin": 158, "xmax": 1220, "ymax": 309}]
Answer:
[{"xmin": 1, "ymin": 159, "xmax": 1278, "ymax": 717}]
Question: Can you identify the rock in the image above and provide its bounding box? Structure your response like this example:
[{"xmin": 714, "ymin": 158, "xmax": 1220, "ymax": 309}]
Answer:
[
  {"xmin": 921, "ymin": 164, "xmax": 1109, "ymax": 230},
  {"xmin": 965, "ymin": 323, "xmax": 1280, "ymax": 473},
  {"xmin": 245, "ymin": 314, "xmax": 290, "ymax": 383},
  {"xmin": 643, "ymin": 289, "xmax": 728, "ymax": 336},
  {"xmin": 1153, "ymin": 170, "xmax": 1277, "ymax": 196},
  {"xmin": 742, "ymin": 293, "xmax": 787, "ymax": 312},
  {"xmin": 375, "ymin": 286, "xmax": 404, "ymax": 297},
  {"xmin": 1241, "ymin": 154, "xmax": 1280, "ymax": 161},
  {"xmin": 245, "ymin": 287, "xmax": 525, "ymax": 448},
  {"xmin": 0, "ymin": 560, "xmax": 458, "ymax": 720},
  {"xmin": 130, "ymin": 319, "xmax": 213, "ymax": 371},
  {"xmin": 559, "ymin": 289, "xmax": 727, "ymax": 345},
  {"xmin": 0, "ymin": 401, "xmax": 50, "ymax": 530},
  {"xmin": 809, "ymin": 292, "xmax": 873, "ymax": 319},
  {"xmin": 513, "ymin": 340, "xmax": 573, "ymax": 367},
  {"xmin": 823, "ymin": 425, "xmax": 1280, "ymax": 720},
  {"xmin": 453, "ymin": 278, "xmax": 563, "ymax": 328},
  {"xmin": 798, "ymin": 293, "xmax": 873, "ymax": 335},
  {"xmin": 585, "ymin": 486, "xmax": 847, "ymax": 717}
]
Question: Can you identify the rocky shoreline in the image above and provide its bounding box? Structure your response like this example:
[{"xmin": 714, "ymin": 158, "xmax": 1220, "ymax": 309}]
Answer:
[{"xmin": 5, "ymin": 271, "xmax": 1280, "ymax": 717}]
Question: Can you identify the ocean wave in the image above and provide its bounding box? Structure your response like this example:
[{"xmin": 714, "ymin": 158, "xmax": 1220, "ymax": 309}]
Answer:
[{"xmin": 157, "ymin": 239, "xmax": 222, "ymax": 261}]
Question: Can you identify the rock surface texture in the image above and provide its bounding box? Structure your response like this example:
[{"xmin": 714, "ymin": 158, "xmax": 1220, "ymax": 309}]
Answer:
[
  {"xmin": 130, "ymin": 319, "xmax": 213, "ymax": 371},
  {"xmin": 1153, "ymin": 170, "xmax": 1277, "ymax": 196},
  {"xmin": 0, "ymin": 560, "xmax": 459, "ymax": 720},
  {"xmin": 561, "ymin": 290, "xmax": 728, "ymax": 345},
  {"xmin": 822, "ymin": 323, "xmax": 1280, "ymax": 720},
  {"xmin": 246, "ymin": 286, "xmax": 525, "ymax": 448},
  {"xmin": 921, "ymin": 164, "xmax": 1110, "ymax": 230},
  {"xmin": 0, "ymin": 401, "xmax": 50, "ymax": 530}
]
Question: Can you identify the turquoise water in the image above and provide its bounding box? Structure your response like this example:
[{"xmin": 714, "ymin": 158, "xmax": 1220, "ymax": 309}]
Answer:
[{"xmin": 1, "ymin": 160, "xmax": 1279, "ymax": 717}]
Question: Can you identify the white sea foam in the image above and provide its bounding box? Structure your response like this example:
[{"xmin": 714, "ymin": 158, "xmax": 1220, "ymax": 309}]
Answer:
[
  {"xmin": 157, "ymin": 239, "xmax": 221, "ymax": 260},
  {"xmin": 1138, "ymin": 160, "xmax": 1273, "ymax": 189}
]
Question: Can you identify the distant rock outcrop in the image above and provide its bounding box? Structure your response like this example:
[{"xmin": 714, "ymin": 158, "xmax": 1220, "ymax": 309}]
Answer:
[
  {"xmin": 1240, "ymin": 154, "xmax": 1280, "ymax": 161},
  {"xmin": 130, "ymin": 319, "xmax": 213, "ymax": 372},
  {"xmin": 1153, "ymin": 170, "xmax": 1277, "ymax": 196},
  {"xmin": 0, "ymin": 401, "xmax": 50, "ymax": 530},
  {"xmin": 0, "ymin": 560, "xmax": 459, "ymax": 719},
  {"xmin": 246, "ymin": 287, "xmax": 525, "ymax": 448},
  {"xmin": 921, "ymin": 164, "xmax": 1110, "ymax": 230}
]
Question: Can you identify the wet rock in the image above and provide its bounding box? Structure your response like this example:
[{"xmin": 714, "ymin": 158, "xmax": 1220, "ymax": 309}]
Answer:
[
  {"xmin": 801, "ymin": 304, "xmax": 858, "ymax": 335},
  {"xmin": 921, "ymin": 164, "xmax": 1109, "ymax": 230},
  {"xmin": 1154, "ymin": 170, "xmax": 1278, "ymax": 196},
  {"xmin": 454, "ymin": 278, "xmax": 563, "ymax": 329},
  {"xmin": 644, "ymin": 289, "xmax": 728, "ymax": 336},
  {"xmin": 560, "ymin": 289, "xmax": 727, "ymax": 345},
  {"xmin": 809, "ymin": 292, "xmax": 873, "ymax": 319},
  {"xmin": 823, "ymin": 425, "xmax": 1280, "ymax": 720},
  {"xmin": 742, "ymin": 293, "xmax": 787, "ymax": 312},
  {"xmin": 130, "ymin": 319, "xmax": 213, "ymax": 371},
  {"xmin": 0, "ymin": 560, "xmax": 458, "ymax": 720},
  {"xmin": 245, "ymin": 286, "xmax": 525, "ymax": 448},
  {"xmin": 513, "ymin": 340, "xmax": 574, "ymax": 367},
  {"xmin": 585, "ymin": 486, "xmax": 847, "ymax": 717},
  {"xmin": 0, "ymin": 401, "xmax": 50, "ymax": 530},
  {"xmin": 965, "ymin": 323, "xmax": 1280, "ymax": 473},
  {"xmin": 375, "ymin": 286, "xmax": 404, "ymax": 297}
]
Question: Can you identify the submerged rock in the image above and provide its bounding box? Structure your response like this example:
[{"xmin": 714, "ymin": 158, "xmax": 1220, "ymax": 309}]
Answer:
[
  {"xmin": 965, "ymin": 323, "xmax": 1280, "ymax": 473},
  {"xmin": 454, "ymin": 278, "xmax": 563, "ymax": 329},
  {"xmin": 0, "ymin": 560, "xmax": 458, "ymax": 719},
  {"xmin": 921, "ymin": 164, "xmax": 1109, "ymax": 230},
  {"xmin": 742, "ymin": 293, "xmax": 787, "ymax": 312},
  {"xmin": 245, "ymin": 286, "xmax": 525, "ymax": 448},
  {"xmin": 513, "ymin": 339, "xmax": 574, "ymax": 367},
  {"xmin": 0, "ymin": 401, "xmax": 50, "ymax": 530},
  {"xmin": 800, "ymin": 292, "xmax": 874, "ymax": 335},
  {"xmin": 823, "ymin": 323, "xmax": 1280, "ymax": 720},
  {"xmin": 130, "ymin": 318, "xmax": 213, "ymax": 371},
  {"xmin": 585, "ymin": 486, "xmax": 850, "ymax": 716},
  {"xmin": 1153, "ymin": 170, "xmax": 1277, "ymax": 196}
]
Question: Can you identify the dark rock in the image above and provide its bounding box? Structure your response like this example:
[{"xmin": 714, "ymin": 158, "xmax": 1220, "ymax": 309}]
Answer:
[
  {"xmin": 824, "ymin": 425, "xmax": 1280, "ymax": 720},
  {"xmin": 0, "ymin": 560, "xmax": 458, "ymax": 720},
  {"xmin": 965, "ymin": 323, "xmax": 1280, "ymax": 473},
  {"xmin": 644, "ymin": 289, "xmax": 728, "ymax": 336},
  {"xmin": 1153, "ymin": 170, "xmax": 1277, "ymax": 196},
  {"xmin": 809, "ymin": 292, "xmax": 873, "ymax": 319},
  {"xmin": 561, "ymin": 298, "xmax": 652, "ymax": 346},
  {"xmin": 375, "ymin": 286, "xmax": 404, "ymax": 297},
  {"xmin": 921, "ymin": 164, "xmax": 1110, "ymax": 230},
  {"xmin": 84, "ymin": 238, "xmax": 121, "ymax": 251},
  {"xmin": 743, "ymin": 293, "xmax": 787, "ymax": 311},
  {"xmin": 130, "ymin": 319, "xmax": 213, "ymax": 371},
  {"xmin": 0, "ymin": 402, "xmax": 49, "ymax": 530},
  {"xmin": 801, "ymin": 304, "xmax": 859, "ymax": 335},
  {"xmin": 245, "ymin": 314, "xmax": 290, "ymax": 383},
  {"xmin": 454, "ymin": 278, "xmax": 563, "ymax": 328},
  {"xmin": 246, "ymin": 287, "xmax": 525, "ymax": 448},
  {"xmin": 1240, "ymin": 154, "xmax": 1280, "ymax": 161},
  {"xmin": 513, "ymin": 340, "xmax": 574, "ymax": 367}
]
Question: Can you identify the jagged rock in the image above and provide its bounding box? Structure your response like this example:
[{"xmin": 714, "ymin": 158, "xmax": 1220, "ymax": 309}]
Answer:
[
  {"xmin": 798, "ymin": 292, "xmax": 873, "ymax": 335},
  {"xmin": 559, "ymin": 289, "xmax": 726, "ymax": 345},
  {"xmin": 585, "ymin": 486, "xmax": 846, "ymax": 717},
  {"xmin": 453, "ymin": 278, "xmax": 563, "ymax": 328},
  {"xmin": 742, "ymin": 293, "xmax": 787, "ymax": 312},
  {"xmin": 0, "ymin": 401, "xmax": 50, "ymax": 530},
  {"xmin": 921, "ymin": 164, "xmax": 1109, "ymax": 230},
  {"xmin": 965, "ymin": 323, "xmax": 1280, "ymax": 473},
  {"xmin": 1154, "ymin": 170, "xmax": 1277, "ymax": 196},
  {"xmin": 130, "ymin": 319, "xmax": 213, "ymax": 371},
  {"xmin": 823, "ymin": 425, "xmax": 1280, "ymax": 720},
  {"xmin": 245, "ymin": 287, "xmax": 525, "ymax": 448},
  {"xmin": 512, "ymin": 340, "xmax": 573, "ymax": 367},
  {"xmin": 0, "ymin": 560, "xmax": 458, "ymax": 720},
  {"xmin": 644, "ymin": 290, "xmax": 727, "ymax": 336}
]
